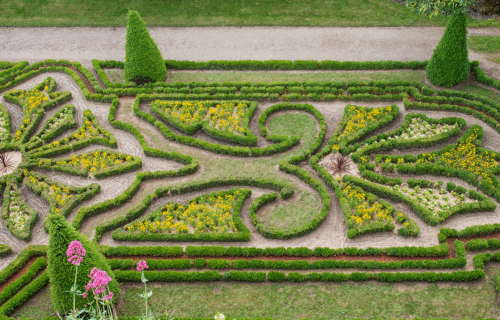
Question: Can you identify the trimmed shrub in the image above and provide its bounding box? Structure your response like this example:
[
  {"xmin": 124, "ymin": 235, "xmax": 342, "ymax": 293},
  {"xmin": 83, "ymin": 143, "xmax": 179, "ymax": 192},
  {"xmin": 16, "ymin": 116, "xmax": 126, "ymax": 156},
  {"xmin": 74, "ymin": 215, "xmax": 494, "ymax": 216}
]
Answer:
[
  {"xmin": 46, "ymin": 213, "xmax": 119, "ymax": 314},
  {"xmin": 426, "ymin": 12, "xmax": 470, "ymax": 87},
  {"xmin": 124, "ymin": 10, "xmax": 167, "ymax": 84}
]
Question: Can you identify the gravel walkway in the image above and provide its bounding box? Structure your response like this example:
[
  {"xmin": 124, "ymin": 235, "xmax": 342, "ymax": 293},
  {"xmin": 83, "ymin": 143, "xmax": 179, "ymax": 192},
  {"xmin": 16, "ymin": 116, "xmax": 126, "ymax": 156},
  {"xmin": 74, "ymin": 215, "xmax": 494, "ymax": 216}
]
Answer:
[{"xmin": 0, "ymin": 26, "xmax": 499, "ymax": 78}]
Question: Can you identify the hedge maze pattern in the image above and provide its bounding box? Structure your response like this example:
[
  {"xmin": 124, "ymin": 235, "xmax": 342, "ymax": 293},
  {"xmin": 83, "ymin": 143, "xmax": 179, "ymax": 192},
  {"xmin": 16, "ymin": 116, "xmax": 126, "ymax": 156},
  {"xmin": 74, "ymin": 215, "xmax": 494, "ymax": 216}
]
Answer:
[{"xmin": 1, "ymin": 58, "xmax": 500, "ymax": 319}]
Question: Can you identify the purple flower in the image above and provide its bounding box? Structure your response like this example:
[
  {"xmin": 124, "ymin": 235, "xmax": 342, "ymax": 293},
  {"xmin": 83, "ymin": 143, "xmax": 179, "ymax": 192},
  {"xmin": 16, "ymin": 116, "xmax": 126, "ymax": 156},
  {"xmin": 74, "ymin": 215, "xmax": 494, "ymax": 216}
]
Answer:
[
  {"xmin": 66, "ymin": 240, "xmax": 86, "ymax": 266},
  {"xmin": 137, "ymin": 260, "xmax": 148, "ymax": 272}
]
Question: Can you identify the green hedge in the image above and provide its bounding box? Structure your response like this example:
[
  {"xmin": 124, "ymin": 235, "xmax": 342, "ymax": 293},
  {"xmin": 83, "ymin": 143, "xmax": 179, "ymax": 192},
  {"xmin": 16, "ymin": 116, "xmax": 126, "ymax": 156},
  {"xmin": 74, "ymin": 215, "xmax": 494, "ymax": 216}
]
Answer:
[
  {"xmin": 426, "ymin": 12, "xmax": 470, "ymax": 87},
  {"xmin": 124, "ymin": 10, "xmax": 167, "ymax": 84},
  {"xmin": 0, "ymin": 257, "xmax": 46, "ymax": 305}
]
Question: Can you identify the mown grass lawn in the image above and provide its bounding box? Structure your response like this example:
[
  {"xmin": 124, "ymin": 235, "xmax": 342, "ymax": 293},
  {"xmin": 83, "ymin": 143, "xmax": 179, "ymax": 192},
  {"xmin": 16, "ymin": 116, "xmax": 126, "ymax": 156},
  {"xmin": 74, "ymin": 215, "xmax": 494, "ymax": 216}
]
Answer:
[{"xmin": 0, "ymin": 0, "xmax": 454, "ymax": 27}]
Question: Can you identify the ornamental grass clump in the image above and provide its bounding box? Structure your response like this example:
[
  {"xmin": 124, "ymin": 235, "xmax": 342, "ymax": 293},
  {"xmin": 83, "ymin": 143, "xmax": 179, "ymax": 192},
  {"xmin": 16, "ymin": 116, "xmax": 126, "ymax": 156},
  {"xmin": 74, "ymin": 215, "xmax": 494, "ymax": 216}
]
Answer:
[
  {"xmin": 124, "ymin": 10, "xmax": 167, "ymax": 85},
  {"xmin": 0, "ymin": 152, "xmax": 13, "ymax": 173},
  {"xmin": 327, "ymin": 153, "xmax": 352, "ymax": 176}
]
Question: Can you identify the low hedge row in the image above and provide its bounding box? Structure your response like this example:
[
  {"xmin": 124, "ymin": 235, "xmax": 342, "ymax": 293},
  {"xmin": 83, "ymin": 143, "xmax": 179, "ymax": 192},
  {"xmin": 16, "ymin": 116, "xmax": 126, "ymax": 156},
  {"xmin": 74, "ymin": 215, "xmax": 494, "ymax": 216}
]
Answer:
[
  {"xmin": 0, "ymin": 257, "xmax": 46, "ymax": 305},
  {"xmin": 473, "ymin": 251, "xmax": 500, "ymax": 270},
  {"xmin": 0, "ymin": 244, "xmax": 10, "ymax": 257},
  {"xmin": 99, "ymin": 177, "xmax": 293, "ymax": 242},
  {"xmin": 113, "ymin": 269, "xmax": 484, "ymax": 284},
  {"xmin": 466, "ymin": 238, "xmax": 500, "ymax": 251},
  {"xmin": 164, "ymin": 60, "xmax": 427, "ymax": 71},
  {"xmin": 0, "ymin": 245, "xmax": 46, "ymax": 284},
  {"xmin": 112, "ymin": 188, "xmax": 252, "ymax": 242},
  {"xmin": 71, "ymin": 61, "xmax": 103, "ymax": 94},
  {"xmin": 148, "ymin": 245, "xmax": 464, "ymax": 271},
  {"xmin": 99, "ymin": 245, "xmax": 183, "ymax": 257},
  {"xmin": 439, "ymin": 223, "xmax": 500, "ymax": 243},
  {"xmin": 115, "ymin": 270, "xmax": 223, "ymax": 282},
  {"xmin": 0, "ymin": 271, "xmax": 50, "ymax": 317},
  {"xmin": 471, "ymin": 60, "xmax": 500, "ymax": 91},
  {"xmin": 183, "ymin": 243, "xmax": 449, "ymax": 258}
]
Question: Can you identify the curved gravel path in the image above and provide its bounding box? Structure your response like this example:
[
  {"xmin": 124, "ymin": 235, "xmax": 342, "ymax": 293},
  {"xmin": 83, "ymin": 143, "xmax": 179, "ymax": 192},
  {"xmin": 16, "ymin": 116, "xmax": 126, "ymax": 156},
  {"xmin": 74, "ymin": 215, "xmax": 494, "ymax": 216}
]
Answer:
[{"xmin": 0, "ymin": 26, "xmax": 499, "ymax": 79}]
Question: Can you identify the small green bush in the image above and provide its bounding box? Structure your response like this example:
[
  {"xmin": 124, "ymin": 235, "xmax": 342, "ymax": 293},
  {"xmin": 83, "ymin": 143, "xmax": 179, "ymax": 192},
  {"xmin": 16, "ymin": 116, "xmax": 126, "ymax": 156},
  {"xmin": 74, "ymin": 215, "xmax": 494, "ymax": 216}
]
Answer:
[
  {"xmin": 124, "ymin": 10, "xmax": 167, "ymax": 84},
  {"xmin": 426, "ymin": 12, "xmax": 470, "ymax": 87},
  {"xmin": 46, "ymin": 213, "xmax": 119, "ymax": 314}
]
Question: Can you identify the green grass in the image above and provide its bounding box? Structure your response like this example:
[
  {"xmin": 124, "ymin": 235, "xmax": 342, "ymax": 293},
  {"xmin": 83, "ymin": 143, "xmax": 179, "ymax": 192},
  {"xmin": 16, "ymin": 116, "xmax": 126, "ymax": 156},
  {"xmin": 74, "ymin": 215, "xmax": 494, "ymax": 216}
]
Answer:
[
  {"xmin": 469, "ymin": 36, "xmax": 500, "ymax": 54},
  {"xmin": 13, "ymin": 263, "xmax": 500, "ymax": 320},
  {"xmin": 105, "ymin": 69, "xmax": 427, "ymax": 85},
  {"xmin": 468, "ymin": 35, "xmax": 500, "ymax": 65},
  {"xmin": 457, "ymin": 84, "xmax": 500, "ymax": 104},
  {"xmin": 0, "ymin": 0, "xmax": 454, "ymax": 27}
]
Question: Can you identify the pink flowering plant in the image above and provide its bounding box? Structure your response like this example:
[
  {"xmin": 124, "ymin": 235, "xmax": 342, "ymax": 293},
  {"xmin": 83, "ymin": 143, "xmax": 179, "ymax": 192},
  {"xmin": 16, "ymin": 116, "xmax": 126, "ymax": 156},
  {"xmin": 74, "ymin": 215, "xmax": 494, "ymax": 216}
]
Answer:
[
  {"xmin": 65, "ymin": 240, "xmax": 87, "ymax": 319},
  {"xmin": 64, "ymin": 240, "xmax": 117, "ymax": 320},
  {"xmin": 137, "ymin": 260, "xmax": 154, "ymax": 320}
]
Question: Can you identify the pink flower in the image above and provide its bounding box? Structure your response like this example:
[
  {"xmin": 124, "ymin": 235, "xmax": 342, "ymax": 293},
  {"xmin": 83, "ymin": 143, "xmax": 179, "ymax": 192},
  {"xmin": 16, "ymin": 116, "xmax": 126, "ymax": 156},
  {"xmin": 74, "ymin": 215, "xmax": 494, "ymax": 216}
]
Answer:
[
  {"xmin": 66, "ymin": 240, "xmax": 86, "ymax": 266},
  {"xmin": 82, "ymin": 293, "xmax": 88, "ymax": 299},
  {"xmin": 101, "ymin": 292, "xmax": 114, "ymax": 302},
  {"xmin": 137, "ymin": 260, "xmax": 148, "ymax": 272},
  {"xmin": 87, "ymin": 268, "xmax": 112, "ymax": 296}
]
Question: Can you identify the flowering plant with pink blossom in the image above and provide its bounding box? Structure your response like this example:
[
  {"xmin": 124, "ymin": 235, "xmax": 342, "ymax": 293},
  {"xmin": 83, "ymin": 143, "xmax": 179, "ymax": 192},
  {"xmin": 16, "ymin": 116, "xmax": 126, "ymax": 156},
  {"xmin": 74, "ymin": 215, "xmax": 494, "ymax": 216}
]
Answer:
[
  {"xmin": 63, "ymin": 241, "xmax": 117, "ymax": 320},
  {"xmin": 66, "ymin": 240, "xmax": 86, "ymax": 319},
  {"xmin": 137, "ymin": 260, "xmax": 154, "ymax": 320}
]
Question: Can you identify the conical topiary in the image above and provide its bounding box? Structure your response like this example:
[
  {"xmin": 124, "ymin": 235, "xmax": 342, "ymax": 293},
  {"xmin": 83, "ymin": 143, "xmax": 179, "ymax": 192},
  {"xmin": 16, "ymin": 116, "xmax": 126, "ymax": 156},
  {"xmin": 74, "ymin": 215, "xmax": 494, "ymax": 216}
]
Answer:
[
  {"xmin": 426, "ymin": 11, "xmax": 470, "ymax": 87},
  {"xmin": 124, "ymin": 10, "xmax": 167, "ymax": 84},
  {"xmin": 46, "ymin": 213, "xmax": 120, "ymax": 315}
]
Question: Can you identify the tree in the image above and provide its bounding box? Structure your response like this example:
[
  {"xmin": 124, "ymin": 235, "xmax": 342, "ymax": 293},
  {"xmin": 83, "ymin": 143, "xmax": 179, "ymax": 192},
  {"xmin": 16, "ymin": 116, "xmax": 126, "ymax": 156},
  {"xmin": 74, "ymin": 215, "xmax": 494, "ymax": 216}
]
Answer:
[
  {"xmin": 124, "ymin": 10, "xmax": 167, "ymax": 85},
  {"xmin": 405, "ymin": 0, "xmax": 478, "ymax": 87}
]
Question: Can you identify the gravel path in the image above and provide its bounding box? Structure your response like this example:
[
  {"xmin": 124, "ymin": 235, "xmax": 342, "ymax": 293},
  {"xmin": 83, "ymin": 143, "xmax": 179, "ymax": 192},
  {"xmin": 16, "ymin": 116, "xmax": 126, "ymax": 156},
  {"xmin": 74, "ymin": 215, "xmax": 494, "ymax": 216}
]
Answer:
[{"xmin": 0, "ymin": 26, "xmax": 499, "ymax": 78}]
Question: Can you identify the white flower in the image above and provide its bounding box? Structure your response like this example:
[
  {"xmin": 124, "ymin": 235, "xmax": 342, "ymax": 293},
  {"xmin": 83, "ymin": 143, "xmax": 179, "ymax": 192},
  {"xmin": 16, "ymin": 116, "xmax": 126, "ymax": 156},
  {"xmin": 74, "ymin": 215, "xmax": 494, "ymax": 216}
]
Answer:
[{"xmin": 214, "ymin": 312, "xmax": 225, "ymax": 320}]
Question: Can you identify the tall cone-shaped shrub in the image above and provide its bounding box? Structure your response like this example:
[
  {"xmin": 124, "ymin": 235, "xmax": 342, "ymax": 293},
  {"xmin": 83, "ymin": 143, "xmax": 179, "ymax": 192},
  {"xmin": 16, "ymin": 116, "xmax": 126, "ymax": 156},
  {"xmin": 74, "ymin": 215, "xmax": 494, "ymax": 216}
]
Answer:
[
  {"xmin": 125, "ymin": 10, "xmax": 167, "ymax": 84},
  {"xmin": 47, "ymin": 213, "xmax": 120, "ymax": 314},
  {"xmin": 426, "ymin": 12, "xmax": 470, "ymax": 87}
]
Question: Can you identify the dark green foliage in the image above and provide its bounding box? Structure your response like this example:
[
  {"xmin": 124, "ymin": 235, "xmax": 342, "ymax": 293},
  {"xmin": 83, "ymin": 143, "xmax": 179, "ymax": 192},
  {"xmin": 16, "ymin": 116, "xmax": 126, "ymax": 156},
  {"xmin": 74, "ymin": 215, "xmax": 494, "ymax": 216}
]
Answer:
[
  {"xmin": 46, "ymin": 213, "xmax": 119, "ymax": 314},
  {"xmin": 124, "ymin": 10, "xmax": 167, "ymax": 84},
  {"xmin": 426, "ymin": 12, "xmax": 470, "ymax": 87}
]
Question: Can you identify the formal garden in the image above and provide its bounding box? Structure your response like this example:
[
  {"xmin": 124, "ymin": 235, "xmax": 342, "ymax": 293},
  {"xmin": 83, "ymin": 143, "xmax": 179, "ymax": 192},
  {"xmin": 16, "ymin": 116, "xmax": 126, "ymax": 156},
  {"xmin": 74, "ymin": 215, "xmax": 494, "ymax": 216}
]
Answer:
[{"xmin": 1, "ymin": 1, "xmax": 500, "ymax": 319}]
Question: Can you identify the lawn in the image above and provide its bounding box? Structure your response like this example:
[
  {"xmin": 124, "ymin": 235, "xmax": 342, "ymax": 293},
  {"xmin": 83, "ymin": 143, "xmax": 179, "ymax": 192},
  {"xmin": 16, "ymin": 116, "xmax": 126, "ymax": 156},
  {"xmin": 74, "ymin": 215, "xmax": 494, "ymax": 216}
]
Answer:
[{"xmin": 0, "ymin": 0, "xmax": 460, "ymax": 27}]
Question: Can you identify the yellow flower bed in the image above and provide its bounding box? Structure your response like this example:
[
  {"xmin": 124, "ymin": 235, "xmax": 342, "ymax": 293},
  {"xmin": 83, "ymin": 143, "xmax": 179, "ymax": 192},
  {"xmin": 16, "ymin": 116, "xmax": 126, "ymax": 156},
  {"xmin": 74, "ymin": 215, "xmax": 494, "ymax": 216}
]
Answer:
[
  {"xmin": 332, "ymin": 105, "xmax": 392, "ymax": 151},
  {"xmin": 155, "ymin": 101, "xmax": 247, "ymax": 134},
  {"xmin": 342, "ymin": 184, "xmax": 393, "ymax": 226},
  {"xmin": 49, "ymin": 150, "xmax": 132, "ymax": 173},
  {"xmin": 126, "ymin": 191, "xmax": 241, "ymax": 234},
  {"xmin": 26, "ymin": 173, "xmax": 73, "ymax": 209},
  {"xmin": 11, "ymin": 87, "xmax": 50, "ymax": 141},
  {"xmin": 417, "ymin": 127, "xmax": 498, "ymax": 184}
]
